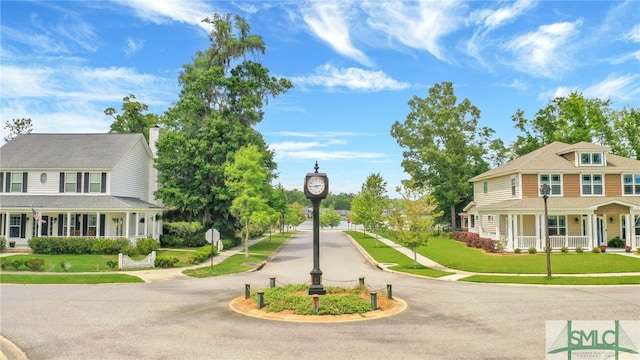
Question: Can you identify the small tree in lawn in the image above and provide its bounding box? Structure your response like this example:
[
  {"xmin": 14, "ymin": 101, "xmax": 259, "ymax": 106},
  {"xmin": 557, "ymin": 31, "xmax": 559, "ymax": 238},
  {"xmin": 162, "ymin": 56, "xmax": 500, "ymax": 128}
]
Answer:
[
  {"xmin": 224, "ymin": 144, "xmax": 272, "ymax": 258},
  {"xmin": 388, "ymin": 183, "xmax": 440, "ymax": 268},
  {"xmin": 320, "ymin": 204, "xmax": 342, "ymax": 229}
]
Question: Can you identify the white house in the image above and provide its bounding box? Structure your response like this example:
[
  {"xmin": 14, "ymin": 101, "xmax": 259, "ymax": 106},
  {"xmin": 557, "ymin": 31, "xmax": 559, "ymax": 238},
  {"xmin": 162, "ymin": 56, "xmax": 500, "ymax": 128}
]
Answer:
[{"xmin": 0, "ymin": 129, "xmax": 163, "ymax": 246}]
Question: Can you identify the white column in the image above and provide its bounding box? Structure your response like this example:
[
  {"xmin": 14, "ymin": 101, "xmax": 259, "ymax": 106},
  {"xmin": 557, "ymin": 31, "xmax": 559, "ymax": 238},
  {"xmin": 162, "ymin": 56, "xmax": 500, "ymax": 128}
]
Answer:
[
  {"xmin": 589, "ymin": 214, "xmax": 597, "ymax": 248},
  {"xmin": 66, "ymin": 212, "xmax": 71, "ymax": 237},
  {"xmin": 535, "ymin": 214, "xmax": 541, "ymax": 249},
  {"xmin": 625, "ymin": 214, "xmax": 632, "ymax": 247},
  {"xmin": 4, "ymin": 213, "xmax": 9, "ymax": 238},
  {"xmin": 125, "ymin": 212, "xmax": 131, "ymax": 240},
  {"xmin": 96, "ymin": 212, "xmax": 101, "ymax": 238}
]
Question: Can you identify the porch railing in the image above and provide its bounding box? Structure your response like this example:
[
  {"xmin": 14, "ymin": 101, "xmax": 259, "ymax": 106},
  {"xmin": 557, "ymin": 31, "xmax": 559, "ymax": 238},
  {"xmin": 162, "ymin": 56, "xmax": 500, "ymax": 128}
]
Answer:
[
  {"xmin": 633, "ymin": 235, "xmax": 640, "ymax": 249},
  {"xmin": 518, "ymin": 236, "xmax": 537, "ymax": 249}
]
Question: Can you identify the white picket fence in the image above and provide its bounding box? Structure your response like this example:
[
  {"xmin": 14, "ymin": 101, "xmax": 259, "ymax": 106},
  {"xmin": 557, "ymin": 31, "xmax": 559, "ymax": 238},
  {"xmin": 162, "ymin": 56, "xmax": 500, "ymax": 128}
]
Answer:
[{"xmin": 119, "ymin": 251, "xmax": 156, "ymax": 270}]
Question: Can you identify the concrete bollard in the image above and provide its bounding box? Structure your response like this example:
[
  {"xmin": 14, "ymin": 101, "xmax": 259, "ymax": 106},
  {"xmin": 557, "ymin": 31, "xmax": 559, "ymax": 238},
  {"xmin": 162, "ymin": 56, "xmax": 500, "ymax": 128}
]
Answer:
[
  {"xmin": 359, "ymin": 276, "xmax": 365, "ymax": 286},
  {"xmin": 245, "ymin": 283, "xmax": 250, "ymax": 299},
  {"xmin": 370, "ymin": 292, "xmax": 377, "ymax": 311},
  {"xmin": 257, "ymin": 291, "xmax": 265, "ymax": 309},
  {"xmin": 270, "ymin": 277, "xmax": 276, "ymax": 288},
  {"xmin": 386, "ymin": 283, "xmax": 393, "ymax": 299}
]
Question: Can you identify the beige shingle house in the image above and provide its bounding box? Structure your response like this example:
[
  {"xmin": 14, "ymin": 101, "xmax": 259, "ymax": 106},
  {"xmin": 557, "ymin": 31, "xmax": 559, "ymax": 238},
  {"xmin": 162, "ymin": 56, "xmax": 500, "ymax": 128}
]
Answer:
[
  {"xmin": 0, "ymin": 130, "xmax": 163, "ymax": 247},
  {"xmin": 463, "ymin": 141, "xmax": 640, "ymax": 251}
]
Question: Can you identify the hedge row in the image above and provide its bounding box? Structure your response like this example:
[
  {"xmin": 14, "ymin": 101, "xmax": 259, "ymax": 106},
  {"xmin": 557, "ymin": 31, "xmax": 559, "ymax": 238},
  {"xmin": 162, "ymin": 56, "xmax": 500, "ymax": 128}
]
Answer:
[
  {"xmin": 27, "ymin": 237, "xmax": 159, "ymax": 255},
  {"xmin": 452, "ymin": 231, "xmax": 498, "ymax": 253}
]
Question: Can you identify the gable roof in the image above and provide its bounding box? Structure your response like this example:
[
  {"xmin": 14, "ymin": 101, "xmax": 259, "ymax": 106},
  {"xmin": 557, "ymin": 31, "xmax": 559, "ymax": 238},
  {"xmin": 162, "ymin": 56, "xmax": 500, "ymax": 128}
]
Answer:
[
  {"xmin": 469, "ymin": 141, "xmax": 640, "ymax": 182},
  {"xmin": 0, "ymin": 133, "xmax": 149, "ymax": 170}
]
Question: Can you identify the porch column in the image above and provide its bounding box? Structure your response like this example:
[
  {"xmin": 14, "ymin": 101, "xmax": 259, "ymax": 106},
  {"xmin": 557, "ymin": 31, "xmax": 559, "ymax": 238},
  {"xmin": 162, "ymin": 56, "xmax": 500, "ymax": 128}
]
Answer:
[
  {"xmin": 495, "ymin": 215, "xmax": 501, "ymax": 240},
  {"xmin": 589, "ymin": 214, "xmax": 597, "ymax": 248},
  {"xmin": 125, "ymin": 212, "xmax": 131, "ymax": 240},
  {"xmin": 535, "ymin": 214, "xmax": 541, "ymax": 249},
  {"xmin": 625, "ymin": 214, "xmax": 632, "ymax": 247},
  {"xmin": 477, "ymin": 214, "xmax": 484, "ymax": 235},
  {"xmin": 96, "ymin": 212, "xmax": 101, "ymax": 238},
  {"xmin": 135, "ymin": 212, "xmax": 140, "ymax": 238},
  {"xmin": 507, "ymin": 214, "xmax": 514, "ymax": 250},
  {"xmin": 66, "ymin": 212, "xmax": 71, "ymax": 237},
  {"xmin": 4, "ymin": 213, "xmax": 9, "ymax": 238}
]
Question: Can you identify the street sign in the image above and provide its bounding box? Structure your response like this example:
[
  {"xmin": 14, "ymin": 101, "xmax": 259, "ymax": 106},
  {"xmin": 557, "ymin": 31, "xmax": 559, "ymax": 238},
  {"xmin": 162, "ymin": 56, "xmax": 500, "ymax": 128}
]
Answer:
[{"xmin": 205, "ymin": 229, "xmax": 220, "ymax": 243}]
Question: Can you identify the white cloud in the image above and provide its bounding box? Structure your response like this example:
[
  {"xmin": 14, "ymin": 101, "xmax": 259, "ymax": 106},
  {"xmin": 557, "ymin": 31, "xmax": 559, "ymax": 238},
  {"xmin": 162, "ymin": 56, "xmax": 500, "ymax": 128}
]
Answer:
[
  {"xmin": 301, "ymin": 2, "xmax": 371, "ymax": 66},
  {"xmin": 503, "ymin": 20, "xmax": 582, "ymax": 78},
  {"xmin": 113, "ymin": 0, "xmax": 215, "ymax": 32},
  {"xmin": 124, "ymin": 37, "xmax": 145, "ymax": 56},
  {"xmin": 293, "ymin": 64, "xmax": 410, "ymax": 91},
  {"xmin": 583, "ymin": 74, "xmax": 640, "ymax": 102},
  {"xmin": 361, "ymin": 0, "xmax": 463, "ymax": 62},
  {"xmin": 624, "ymin": 24, "xmax": 640, "ymax": 42},
  {"xmin": 471, "ymin": 0, "xmax": 536, "ymax": 31}
]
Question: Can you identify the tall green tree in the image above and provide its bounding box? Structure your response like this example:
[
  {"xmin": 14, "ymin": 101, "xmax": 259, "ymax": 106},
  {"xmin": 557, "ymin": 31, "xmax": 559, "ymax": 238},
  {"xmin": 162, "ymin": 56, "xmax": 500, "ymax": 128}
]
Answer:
[
  {"xmin": 387, "ymin": 184, "xmax": 440, "ymax": 269},
  {"xmin": 3, "ymin": 118, "xmax": 33, "ymax": 142},
  {"xmin": 508, "ymin": 91, "xmax": 639, "ymax": 158},
  {"xmin": 269, "ymin": 183, "xmax": 289, "ymax": 234},
  {"xmin": 284, "ymin": 202, "xmax": 306, "ymax": 230},
  {"xmin": 155, "ymin": 14, "xmax": 292, "ymax": 236},
  {"xmin": 320, "ymin": 204, "xmax": 342, "ymax": 229},
  {"xmin": 350, "ymin": 173, "xmax": 388, "ymax": 240},
  {"xmin": 105, "ymin": 94, "xmax": 159, "ymax": 141},
  {"xmin": 224, "ymin": 144, "xmax": 273, "ymax": 257},
  {"xmin": 390, "ymin": 81, "xmax": 495, "ymax": 229}
]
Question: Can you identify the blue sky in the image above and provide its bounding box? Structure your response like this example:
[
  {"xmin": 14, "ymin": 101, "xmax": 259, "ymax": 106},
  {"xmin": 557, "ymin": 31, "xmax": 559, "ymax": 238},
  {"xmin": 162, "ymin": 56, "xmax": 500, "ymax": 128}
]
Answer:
[{"xmin": 1, "ymin": 1, "xmax": 639, "ymax": 197}]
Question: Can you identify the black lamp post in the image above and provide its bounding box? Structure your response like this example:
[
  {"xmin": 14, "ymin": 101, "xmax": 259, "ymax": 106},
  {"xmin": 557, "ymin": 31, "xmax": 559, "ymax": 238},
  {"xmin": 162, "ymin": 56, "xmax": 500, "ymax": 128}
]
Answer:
[
  {"xmin": 304, "ymin": 162, "xmax": 328, "ymax": 295},
  {"xmin": 540, "ymin": 184, "xmax": 552, "ymax": 278}
]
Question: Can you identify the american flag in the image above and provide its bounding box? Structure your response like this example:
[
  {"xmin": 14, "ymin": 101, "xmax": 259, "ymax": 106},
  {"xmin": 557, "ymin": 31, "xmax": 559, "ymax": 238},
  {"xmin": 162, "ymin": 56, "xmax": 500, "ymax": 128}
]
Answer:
[{"xmin": 32, "ymin": 208, "xmax": 46, "ymax": 224}]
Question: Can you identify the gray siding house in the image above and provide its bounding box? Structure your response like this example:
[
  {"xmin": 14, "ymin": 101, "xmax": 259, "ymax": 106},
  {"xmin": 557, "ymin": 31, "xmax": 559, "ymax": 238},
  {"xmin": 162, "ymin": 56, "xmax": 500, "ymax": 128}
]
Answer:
[{"xmin": 0, "ymin": 129, "xmax": 163, "ymax": 246}]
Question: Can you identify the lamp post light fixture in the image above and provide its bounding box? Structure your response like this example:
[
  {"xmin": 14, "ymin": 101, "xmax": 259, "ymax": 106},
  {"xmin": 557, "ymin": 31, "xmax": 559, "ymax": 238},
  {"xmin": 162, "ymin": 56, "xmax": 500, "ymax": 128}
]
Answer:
[{"xmin": 540, "ymin": 183, "xmax": 552, "ymax": 278}]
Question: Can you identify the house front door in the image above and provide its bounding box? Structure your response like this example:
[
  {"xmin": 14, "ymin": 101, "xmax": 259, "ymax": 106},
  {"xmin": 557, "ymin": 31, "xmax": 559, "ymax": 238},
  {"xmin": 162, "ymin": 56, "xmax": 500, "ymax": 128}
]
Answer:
[
  {"xmin": 40, "ymin": 216, "xmax": 49, "ymax": 236},
  {"xmin": 596, "ymin": 216, "xmax": 605, "ymax": 246}
]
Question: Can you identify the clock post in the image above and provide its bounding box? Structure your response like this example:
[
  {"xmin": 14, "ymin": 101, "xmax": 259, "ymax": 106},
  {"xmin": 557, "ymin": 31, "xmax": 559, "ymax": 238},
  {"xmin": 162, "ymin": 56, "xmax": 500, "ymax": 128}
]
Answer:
[{"xmin": 304, "ymin": 161, "xmax": 328, "ymax": 295}]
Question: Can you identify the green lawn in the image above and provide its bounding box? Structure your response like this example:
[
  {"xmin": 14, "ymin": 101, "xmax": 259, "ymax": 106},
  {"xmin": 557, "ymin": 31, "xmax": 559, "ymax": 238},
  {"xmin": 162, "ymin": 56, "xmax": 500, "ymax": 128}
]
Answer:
[
  {"xmin": 347, "ymin": 231, "xmax": 453, "ymax": 278},
  {"xmin": 0, "ymin": 250, "xmax": 196, "ymax": 273},
  {"xmin": 461, "ymin": 275, "xmax": 640, "ymax": 285},
  {"xmin": 420, "ymin": 237, "xmax": 640, "ymax": 274},
  {"xmin": 0, "ymin": 273, "xmax": 143, "ymax": 284},
  {"xmin": 183, "ymin": 232, "xmax": 294, "ymax": 278}
]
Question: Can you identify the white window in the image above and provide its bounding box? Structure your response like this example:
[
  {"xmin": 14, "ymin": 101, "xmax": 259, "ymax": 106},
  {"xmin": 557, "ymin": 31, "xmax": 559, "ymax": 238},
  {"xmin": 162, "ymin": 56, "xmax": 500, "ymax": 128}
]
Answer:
[
  {"xmin": 539, "ymin": 174, "xmax": 561, "ymax": 195},
  {"xmin": 547, "ymin": 216, "xmax": 567, "ymax": 236},
  {"xmin": 9, "ymin": 215, "xmax": 22, "ymax": 237},
  {"xmin": 10, "ymin": 173, "xmax": 23, "ymax": 192},
  {"xmin": 510, "ymin": 176, "xmax": 517, "ymax": 196},
  {"xmin": 580, "ymin": 152, "xmax": 603, "ymax": 166},
  {"xmin": 89, "ymin": 173, "xmax": 101, "ymax": 193},
  {"xmin": 65, "ymin": 172, "xmax": 76, "ymax": 192},
  {"xmin": 623, "ymin": 174, "xmax": 640, "ymax": 195},
  {"xmin": 581, "ymin": 174, "xmax": 603, "ymax": 195}
]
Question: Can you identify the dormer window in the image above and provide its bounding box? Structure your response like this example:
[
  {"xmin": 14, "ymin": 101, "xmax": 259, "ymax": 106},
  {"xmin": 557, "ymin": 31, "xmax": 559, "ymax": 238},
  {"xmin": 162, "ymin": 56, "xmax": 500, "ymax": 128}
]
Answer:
[{"xmin": 579, "ymin": 152, "xmax": 604, "ymax": 166}]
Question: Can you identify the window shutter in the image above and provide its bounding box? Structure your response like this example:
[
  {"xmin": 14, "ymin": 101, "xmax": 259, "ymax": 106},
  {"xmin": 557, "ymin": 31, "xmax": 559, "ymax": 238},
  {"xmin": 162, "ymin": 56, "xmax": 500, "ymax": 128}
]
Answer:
[
  {"xmin": 59, "ymin": 173, "xmax": 65, "ymax": 193},
  {"xmin": 5, "ymin": 172, "xmax": 11, "ymax": 192},
  {"xmin": 0, "ymin": 172, "xmax": 3, "ymax": 193},
  {"xmin": 82, "ymin": 214, "xmax": 88, "ymax": 234},
  {"xmin": 20, "ymin": 214, "xmax": 26, "ymax": 238},
  {"xmin": 76, "ymin": 173, "xmax": 82, "ymax": 193},
  {"xmin": 58, "ymin": 214, "xmax": 64, "ymax": 236},
  {"xmin": 22, "ymin": 172, "xmax": 28, "ymax": 192},
  {"xmin": 99, "ymin": 214, "xmax": 106, "ymax": 236},
  {"xmin": 101, "ymin": 172, "xmax": 107, "ymax": 193},
  {"xmin": 84, "ymin": 172, "xmax": 89, "ymax": 192}
]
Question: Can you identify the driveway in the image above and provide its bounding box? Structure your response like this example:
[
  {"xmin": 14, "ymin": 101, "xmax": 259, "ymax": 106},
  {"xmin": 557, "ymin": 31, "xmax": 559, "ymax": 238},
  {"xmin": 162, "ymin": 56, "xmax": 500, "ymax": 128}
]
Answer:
[{"xmin": 1, "ymin": 230, "xmax": 638, "ymax": 359}]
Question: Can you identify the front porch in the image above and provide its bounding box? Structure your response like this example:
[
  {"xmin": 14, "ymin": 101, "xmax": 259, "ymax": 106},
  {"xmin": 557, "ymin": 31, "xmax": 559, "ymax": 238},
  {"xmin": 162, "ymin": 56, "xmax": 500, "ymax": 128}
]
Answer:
[
  {"xmin": 1, "ymin": 211, "xmax": 162, "ymax": 247},
  {"xmin": 471, "ymin": 212, "xmax": 640, "ymax": 252}
]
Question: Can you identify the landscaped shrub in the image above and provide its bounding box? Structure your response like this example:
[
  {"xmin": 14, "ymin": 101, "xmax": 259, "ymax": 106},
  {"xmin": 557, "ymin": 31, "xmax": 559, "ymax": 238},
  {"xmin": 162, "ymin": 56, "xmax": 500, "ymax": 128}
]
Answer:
[
  {"xmin": 28, "ymin": 237, "xmax": 96, "ymax": 254},
  {"xmin": 120, "ymin": 244, "xmax": 139, "ymax": 257},
  {"xmin": 155, "ymin": 256, "xmax": 179, "ymax": 268},
  {"xmin": 26, "ymin": 258, "xmax": 45, "ymax": 271},
  {"xmin": 560, "ymin": 246, "xmax": 568, "ymax": 253},
  {"xmin": 0, "ymin": 236, "xmax": 6, "ymax": 252},
  {"xmin": 91, "ymin": 238, "xmax": 130, "ymax": 255},
  {"xmin": 514, "ymin": 248, "xmax": 521, "ymax": 254},
  {"xmin": 222, "ymin": 239, "xmax": 234, "ymax": 249},
  {"xmin": 575, "ymin": 247, "xmax": 584, "ymax": 253},
  {"xmin": 189, "ymin": 245, "xmax": 218, "ymax": 264},
  {"xmin": 591, "ymin": 247, "xmax": 601, "ymax": 253},
  {"xmin": 163, "ymin": 221, "xmax": 205, "ymax": 248},
  {"xmin": 136, "ymin": 238, "xmax": 159, "ymax": 254},
  {"xmin": 106, "ymin": 260, "xmax": 118, "ymax": 270},
  {"xmin": 527, "ymin": 247, "xmax": 537, "ymax": 254},
  {"xmin": 607, "ymin": 237, "xmax": 625, "ymax": 248},
  {"xmin": 10, "ymin": 259, "xmax": 26, "ymax": 270}
]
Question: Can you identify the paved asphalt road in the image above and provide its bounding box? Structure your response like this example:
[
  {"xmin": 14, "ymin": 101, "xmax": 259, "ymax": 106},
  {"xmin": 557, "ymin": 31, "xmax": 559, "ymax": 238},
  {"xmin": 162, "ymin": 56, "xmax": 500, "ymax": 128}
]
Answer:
[{"xmin": 1, "ymin": 230, "xmax": 639, "ymax": 360}]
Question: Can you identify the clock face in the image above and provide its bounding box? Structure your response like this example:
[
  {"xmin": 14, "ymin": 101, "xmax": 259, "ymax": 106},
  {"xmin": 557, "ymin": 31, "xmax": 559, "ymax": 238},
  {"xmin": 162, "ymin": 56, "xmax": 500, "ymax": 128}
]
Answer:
[{"xmin": 306, "ymin": 176, "xmax": 326, "ymax": 195}]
